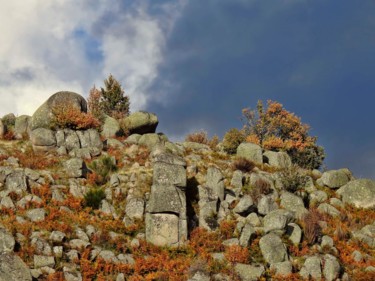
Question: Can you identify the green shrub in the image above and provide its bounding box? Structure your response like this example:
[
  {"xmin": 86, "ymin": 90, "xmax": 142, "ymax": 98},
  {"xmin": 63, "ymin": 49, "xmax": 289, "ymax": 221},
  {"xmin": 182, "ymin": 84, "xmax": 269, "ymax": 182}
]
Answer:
[
  {"xmin": 88, "ymin": 155, "xmax": 117, "ymax": 185},
  {"xmin": 222, "ymin": 128, "xmax": 245, "ymax": 154},
  {"xmin": 280, "ymin": 164, "xmax": 308, "ymax": 193},
  {"xmin": 84, "ymin": 188, "xmax": 106, "ymax": 209}
]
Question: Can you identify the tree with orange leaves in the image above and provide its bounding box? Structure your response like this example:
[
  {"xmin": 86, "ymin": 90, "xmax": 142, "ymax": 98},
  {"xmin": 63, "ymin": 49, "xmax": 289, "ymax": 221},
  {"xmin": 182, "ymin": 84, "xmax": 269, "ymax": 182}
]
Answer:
[{"xmin": 242, "ymin": 100, "xmax": 325, "ymax": 169}]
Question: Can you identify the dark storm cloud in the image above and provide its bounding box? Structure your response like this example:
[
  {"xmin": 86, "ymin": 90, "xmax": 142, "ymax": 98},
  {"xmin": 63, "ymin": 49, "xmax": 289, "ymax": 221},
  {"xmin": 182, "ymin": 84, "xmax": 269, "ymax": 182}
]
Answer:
[{"xmin": 146, "ymin": 0, "xmax": 375, "ymax": 178}]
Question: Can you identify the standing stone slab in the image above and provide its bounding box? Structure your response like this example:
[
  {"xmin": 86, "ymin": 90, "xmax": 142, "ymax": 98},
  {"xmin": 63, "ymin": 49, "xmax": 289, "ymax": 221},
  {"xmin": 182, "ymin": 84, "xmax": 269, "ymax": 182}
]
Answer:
[{"xmin": 146, "ymin": 153, "xmax": 187, "ymax": 247}]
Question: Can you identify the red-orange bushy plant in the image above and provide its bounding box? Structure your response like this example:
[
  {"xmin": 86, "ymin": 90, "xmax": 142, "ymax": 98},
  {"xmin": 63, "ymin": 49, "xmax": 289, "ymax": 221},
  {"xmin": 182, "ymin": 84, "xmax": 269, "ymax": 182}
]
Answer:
[
  {"xmin": 242, "ymin": 100, "xmax": 325, "ymax": 169},
  {"xmin": 224, "ymin": 245, "xmax": 249, "ymax": 264},
  {"xmin": 52, "ymin": 101, "xmax": 100, "ymax": 130}
]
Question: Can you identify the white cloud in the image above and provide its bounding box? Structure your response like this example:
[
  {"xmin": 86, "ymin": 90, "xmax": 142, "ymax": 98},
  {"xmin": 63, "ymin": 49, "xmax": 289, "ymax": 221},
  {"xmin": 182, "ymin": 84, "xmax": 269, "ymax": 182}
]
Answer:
[{"xmin": 0, "ymin": 0, "xmax": 186, "ymax": 116}]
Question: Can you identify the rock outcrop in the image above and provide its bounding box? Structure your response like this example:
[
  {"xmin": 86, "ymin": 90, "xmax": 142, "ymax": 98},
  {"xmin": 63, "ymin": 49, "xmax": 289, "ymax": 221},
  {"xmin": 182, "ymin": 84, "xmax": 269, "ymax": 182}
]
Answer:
[{"xmin": 146, "ymin": 152, "xmax": 187, "ymax": 247}]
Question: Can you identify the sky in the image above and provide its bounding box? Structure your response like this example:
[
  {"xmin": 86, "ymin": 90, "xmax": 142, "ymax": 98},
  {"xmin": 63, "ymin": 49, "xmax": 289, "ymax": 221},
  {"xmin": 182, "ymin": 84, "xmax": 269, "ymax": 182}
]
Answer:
[{"xmin": 0, "ymin": 0, "xmax": 375, "ymax": 179}]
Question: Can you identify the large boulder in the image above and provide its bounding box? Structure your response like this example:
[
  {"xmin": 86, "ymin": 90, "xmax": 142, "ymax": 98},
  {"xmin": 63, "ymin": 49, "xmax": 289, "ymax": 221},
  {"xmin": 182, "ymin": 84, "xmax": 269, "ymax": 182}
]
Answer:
[
  {"xmin": 122, "ymin": 111, "xmax": 158, "ymax": 135},
  {"xmin": 30, "ymin": 128, "xmax": 56, "ymax": 147},
  {"xmin": 236, "ymin": 143, "xmax": 263, "ymax": 165},
  {"xmin": 317, "ymin": 169, "xmax": 351, "ymax": 189},
  {"xmin": 263, "ymin": 151, "xmax": 292, "ymax": 169},
  {"xmin": 30, "ymin": 91, "xmax": 87, "ymax": 130},
  {"xmin": 0, "ymin": 253, "xmax": 32, "ymax": 281},
  {"xmin": 336, "ymin": 179, "xmax": 375, "ymax": 209}
]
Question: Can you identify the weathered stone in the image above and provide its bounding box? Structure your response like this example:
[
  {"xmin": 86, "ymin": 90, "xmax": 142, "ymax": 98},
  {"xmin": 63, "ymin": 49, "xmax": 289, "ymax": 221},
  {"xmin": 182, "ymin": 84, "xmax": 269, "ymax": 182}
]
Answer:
[
  {"xmin": 286, "ymin": 223, "xmax": 302, "ymax": 245},
  {"xmin": 300, "ymin": 256, "xmax": 322, "ymax": 280},
  {"xmin": 0, "ymin": 119, "xmax": 5, "ymax": 138},
  {"xmin": 34, "ymin": 255, "xmax": 55, "ymax": 268},
  {"xmin": 317, "ymin": 169, "xmax": 351, "ymax": 189},
  {"xmin": 26, "ymin": 208, "xmax": 46, "ymax": 222},
  {"xmin": 280, "ymin": 191, "xmax": 308, "ymax": 218},
  {"xmin": 148, "ymin": 185, "xmax": 183, "ymax": 214},
  {"xmin": 309, "ymin": 190, "xmax": 328, "ymax": 205},
  {"xmin": 231, "ymin": 170, "xmax": 244, "ymax": 189},
  {"xmin": 257, "ymin": 194, "xmax": 278, "ymax": 216},
  {"xmin": 153, "ymin": 161, "xmax": 186, "ymax": 187},
  {"xmin": 5, "ymin": 170, "xmax": 27, "ymax": 193},
  {"xmin": 125, "ymin": 134, "xmax": 142, "ymax": 144},
  {"xmin": 102, "ymin": 115, "xmax": 121, "ymax": 138},
  {"xmin": 206, "ymin": 167, "xmax": 225, "ymax": 202},
  {"xmin": 64, "ymin": 130, "xmax": 80, "ymax": 151},
  {"xmin": 69, "ymin": 239, "xmax": 90, "ymax": 250},
  {"xmin": 50, "ymin": 231, "xmax": 66, "ymax": 243},
  {"xmin": 122, "ymin": 111, "xmax": 158, "ymax": 135},
  {"xmin": 236, "ymin": 143, "xmax": 263, "ymax": 165},
  {"xmin": 336, "ymin": 179, "xmax": 375, "ymax": 209},
  {"xmin": 0, "ymin": 228, "xmax": 15, "ymax": 253},
  {"xmin": 64, "ymin": 158, "xmax": 87, "ymax": 178},
  {"xmin": 234, "ymin": 263, "xmax": 265, "ymax": 281},
  {"xmin": 138, "ymin": 133, "xmax": 164, "ymax": 150},
  {"xmin": 145, "ymin": 213, "xmax": 180, "ymax": 247},
  {"xmin": 99, "ymin": 250, "xmax": 118, "ymax": 263},
  {"xmin": 30, "ymin": 128, "xmax": 56, "ymax": 147},
  {"xmin": 263, "ymin": 151, "xmax": 292, "ymax": 169},
  {"xmin": 263, "ymin": 209, "xmax": 294, "ymax": 234},
  {"xmin": 125, "ymin": 197, "xmax": 144, "ymax": 220},
  {"xmin": 233, "ymin": 195, "xmax": 255, "ymax": 216},
  {"xmin": 0, "ymin": 253, "xmax": 32, "ymax": 281},
  {"xmin": 106, "ymin": 138, "xmax": 124, "ymax": 149},
  {"xmin": 63, "ymin": 265, "xmax": 83, "ymax": 281},
  {"xmin": 181, "ymin": 141, "xmax": 211, "ymax": 152},
  {"xmin": 31, "ymin": 91, "xmax": 87, "ymax": 130},
  {"xmin": 270, "ymin": 261, "xmax": 293, "ymax": 276},
  {"xmin": 239, "ymin": 223, "xmax": 256, "ymax": 247},
  {"xmin": 14, "ymin": 115, "xmax": 31, "ymax": 139},
  {"xmin": 317, "ymin": 203, "xmax": 341, "ymax": 218},
  {"xmin": 259, "ymin": 233, "xmax": 288, "ymax": 264},
  {"xmin": 323, "ymin": 254, "xmax": 341, "ymax": 281}
]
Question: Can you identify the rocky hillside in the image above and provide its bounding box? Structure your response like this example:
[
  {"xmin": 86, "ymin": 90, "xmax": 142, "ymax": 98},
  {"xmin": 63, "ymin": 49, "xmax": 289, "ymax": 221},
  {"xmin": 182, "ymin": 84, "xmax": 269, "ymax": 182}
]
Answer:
[{"xmin": 0, "ymin": 92, "xmax": 374, "ymax": 281}]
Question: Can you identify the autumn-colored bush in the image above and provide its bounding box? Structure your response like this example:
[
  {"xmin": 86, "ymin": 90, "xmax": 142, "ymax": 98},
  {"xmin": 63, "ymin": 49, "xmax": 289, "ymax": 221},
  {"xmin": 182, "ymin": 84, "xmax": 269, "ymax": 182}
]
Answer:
[
  {"xmin": 2, "ymin": 130, "xmax": 15, "ymax": 140},
  {"xmin": 248, "ymin": 178, "xmax": 273, "ymax": 203},
  {"xmin": 301, "ymin": 208, "xmax": 324, "ymax": 245},
  {"xmin": 87, "ymin": 85, "xmax": 105, "ymax": 121},
  {"xmin": 189, "ymin": 227, "xmax": 223, "ymax": 256},
  {"xmin": 185, "ymin": 130, "xmax": 209, "ymax": 144},
  {"xmin": 51, "ymin": 101, "xmax": 100, "ymax": 130},
  {"xmin": 222, "ymin": 128, "xmax": 245, "ymax": 154},
  {"xmin": 242, "ymin": 100, "xmax": 325, "ymax": 169},
  {"xmin": 219, "ymin": 220, "xmax": 237, "ymax": 240},
  {"xmin": 232, "ymin": 157, "xmax": 255, "ymax": 173},
  {"xmin": 224, "ymin": 245, "xmax": 249, "ymax": 264},
  {"xmin": 13, "ymin": 146, "xmax": 60, "ymax": 170}
]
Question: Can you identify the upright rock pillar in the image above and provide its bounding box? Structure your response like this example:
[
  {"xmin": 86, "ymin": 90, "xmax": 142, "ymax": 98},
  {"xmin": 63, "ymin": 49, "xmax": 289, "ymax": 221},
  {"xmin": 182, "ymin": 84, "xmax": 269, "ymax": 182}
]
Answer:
[{"xmin": 146, "ymin": 153, "xmax": 187, "ymax": 247}]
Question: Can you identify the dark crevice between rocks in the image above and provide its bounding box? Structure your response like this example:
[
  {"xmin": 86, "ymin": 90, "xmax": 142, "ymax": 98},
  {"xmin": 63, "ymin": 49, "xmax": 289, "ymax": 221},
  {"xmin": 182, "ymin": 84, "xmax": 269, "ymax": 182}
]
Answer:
[{"xmin": 186, "ymin": 177, "xmax": 199, "ymax": 238}]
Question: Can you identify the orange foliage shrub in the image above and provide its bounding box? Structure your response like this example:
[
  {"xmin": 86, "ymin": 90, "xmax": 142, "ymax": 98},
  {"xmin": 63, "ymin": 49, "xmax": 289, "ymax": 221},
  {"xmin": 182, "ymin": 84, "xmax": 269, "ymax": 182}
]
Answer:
[
  {"xmin": 219, "ymin": 220, "xmax": 237, "ymax": 240},
  {"xmin": 52, "ymin": 101, "xmax": 100, "ymax": 130},
  {"xmin": 242, "ymin": 100, "xmax": 325, "ymax": 169},
  {"xmin": 189, "ymin": 227, "xmax": 223, "ymax": 256},
  {"xmin": 301, "ymin": 208, "xmax": 324, "ymax": 245},
  {"xmin": 13, "ymin": 146, "xmax": 59, "ymax": 170},
  {"xmin": 185, "ymin": 130, "xmax": 209, "ymax": 144},
  {"xmin": 224, "ymin": 245, "xmax": 249, "ymax": 264}
]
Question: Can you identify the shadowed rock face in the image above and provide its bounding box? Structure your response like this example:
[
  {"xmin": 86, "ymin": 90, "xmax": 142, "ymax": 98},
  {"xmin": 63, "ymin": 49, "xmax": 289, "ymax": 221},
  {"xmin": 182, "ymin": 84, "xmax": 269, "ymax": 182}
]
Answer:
[
  {"xmin": 0, "ymin": 253, "xmax": 32, "ymax": 281},
  {"xmin": 30, "ymin": 91, "xmax": 87, "ymax": 130}
]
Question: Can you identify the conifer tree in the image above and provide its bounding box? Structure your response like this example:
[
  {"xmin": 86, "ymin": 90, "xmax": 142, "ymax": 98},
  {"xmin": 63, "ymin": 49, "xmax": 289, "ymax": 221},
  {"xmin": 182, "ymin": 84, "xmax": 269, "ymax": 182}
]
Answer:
[{"xmin": 100, "ymin": 74, "xmax": 130, "ymax": 119}]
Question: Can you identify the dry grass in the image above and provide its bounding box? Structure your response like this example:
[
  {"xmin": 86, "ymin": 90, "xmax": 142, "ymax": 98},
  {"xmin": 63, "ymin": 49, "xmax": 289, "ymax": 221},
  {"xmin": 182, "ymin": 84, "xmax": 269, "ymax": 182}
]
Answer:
[{"xmin": 232, "ymin": 157, "xmax": 255, "ymax": 173}]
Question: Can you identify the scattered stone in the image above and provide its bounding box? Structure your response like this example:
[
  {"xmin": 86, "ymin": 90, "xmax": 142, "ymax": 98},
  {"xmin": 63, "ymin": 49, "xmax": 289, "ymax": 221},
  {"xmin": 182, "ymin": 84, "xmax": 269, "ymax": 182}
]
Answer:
[
  {"xmin": 234, "ymin": 263, "xmax": 265, "ymax": 281},
  {"xmin": 233, "ymin": 195, "xmax": 255, "ymax": 216},
  {"xmin": 236, "ymin": 143, "xmax": 263, "ymax": 165},
  {"xmin": 26, "ymin": 208, "xmax": 46, "ymax": 222},
  {"xmin": 263, "ymin": 209, "xmax": 294, "ymax": 234},
  {"xmin": 270, "ymin": 261, "xmax": 293, "ymax": 276},
  {"xmin": 0, "ymin": 253, "xmax": 32, "ymax": 281},
  {"xmin": 286, "ymin": 223, "xmax": 302, "ymax": 245},
  {"xmin": 239, "ymin": 223, "xmax": 256, "ymax": 247},
  {"xmin": 336, "ymin": 179, "xmax": 375, "ymax": 209},
  {"xmin": 263, "ymin": 151, "xmax": 292, "ymax": 169},
  {"xmin": 317, "ymin": 203, "xmax": 341, "ymax": 217},
  {"xmin": 125, "ymin": 197, "xmax": 145, "ymax": 220},
  {"xmin": 64, "ymin": 158, "xmax": 87, "ymax": 178},
  {"xmin": 259, "ymin": 233, "xmax": 288, "ymax": 264},
  {"xmin": 34, "ymin": 255, "xmax": 55, "ymax": 268},
  {"xmin": 317, "ymin": 169, "xmax": 351, "ymax": 189},
  {"xmin": 102, "ymin": 115, "xmax": 121, "ymax": 138},
  {"xmin": 0, "ymin": 228, "xmax": 15, "ymax": 253},
  {"xmin": 280, "ymin": 191, "xmax": 308, "ymax": 218},
  {"xmin": 300, "ymin": 256, "xmax": 322, "ymax": 280},
  {"xmin": 323, "ymin": 254, "xmax": 341, "ymax": 281}
]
